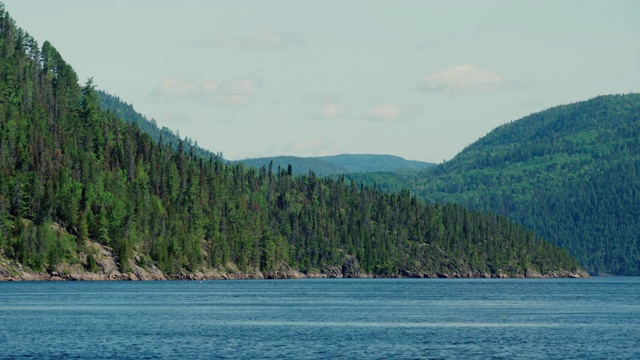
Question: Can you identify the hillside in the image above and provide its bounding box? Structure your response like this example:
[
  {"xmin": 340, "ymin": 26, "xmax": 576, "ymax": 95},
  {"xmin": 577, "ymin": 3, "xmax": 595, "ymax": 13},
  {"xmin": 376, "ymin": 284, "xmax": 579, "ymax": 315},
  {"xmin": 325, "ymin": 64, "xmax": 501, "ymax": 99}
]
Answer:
[
  {"xmin": 98, "ymin": 90, "xmax": 221, "ymax": 161},
  {"xmin": 0, "ymin": 4, "xmax": 584, "ymax": 279},
  {"xmin": 97, "ymin": 93, "xmax": 434, "ymax": 177},
  {"xmin": 234, "ymin": 154, "xmax": 434, "ymax": 177},
  {"xmin": 321, "ymin": 154, "xmax": 434, "ymax": 173},
  {"xmin": 347, "ymin": 94, "xmax": 640, "ymax": 275},
  {"xmin": 234, "ymin": 156, "xmax": 345, "ymax": 177}
]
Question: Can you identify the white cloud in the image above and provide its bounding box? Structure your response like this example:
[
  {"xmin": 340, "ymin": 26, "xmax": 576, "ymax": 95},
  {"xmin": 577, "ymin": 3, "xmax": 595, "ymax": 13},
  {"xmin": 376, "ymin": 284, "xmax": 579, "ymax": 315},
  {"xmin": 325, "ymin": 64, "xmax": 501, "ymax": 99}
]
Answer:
[
  {"xmin": 194, "ymin": 27, "xmax": 303, "ymax": 50},
  {"xmin": 304, "ymin": 94, "xmax": 349, "ymax": 120},
  {"xmin": 205, "ymin": 78, "xmax": 264, "ymax": 107},
  {"xmin": 361, "ymin": 102, "xmax": 424, "ymax": 123},
  {"xmin": 152, "ymin": 76, "xmax": 197, "ymax": 98},
  {"xmin": 152, "ymin": 75, "xmax": 263, "ymax": 107},
  {"xmin": 420, "ymin": 65, "xmax": 504, "ymax": 94},
  {"xmin": 201, "ymin": 80, "xmax": 218, "ymax": 95},
  {"xmin": 316, "ymin": 103, "xmax": 348, "ymax": 120},
  {"xmin": 363, "ymin": 103, "xmax": 403, "ymax": 122}
]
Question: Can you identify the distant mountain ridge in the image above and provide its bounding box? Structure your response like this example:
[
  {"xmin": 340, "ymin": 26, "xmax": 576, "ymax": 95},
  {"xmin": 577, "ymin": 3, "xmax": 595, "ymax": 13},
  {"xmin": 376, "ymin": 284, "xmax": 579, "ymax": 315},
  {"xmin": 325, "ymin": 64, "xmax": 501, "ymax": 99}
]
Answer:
[
  {"xmin": 346, "ymin": 94, "xmax": 640, "ymax": 275},
  {"xmin": 234, "ymin": 154, "xmax": 434, "ymax": 176},
  {"xmin": 95, "ymin": 65, "xmax": 640, "ymax": 275},
  {"xmin": 98, "ymin": 91, "xmax": 434, "ymax": 177}
]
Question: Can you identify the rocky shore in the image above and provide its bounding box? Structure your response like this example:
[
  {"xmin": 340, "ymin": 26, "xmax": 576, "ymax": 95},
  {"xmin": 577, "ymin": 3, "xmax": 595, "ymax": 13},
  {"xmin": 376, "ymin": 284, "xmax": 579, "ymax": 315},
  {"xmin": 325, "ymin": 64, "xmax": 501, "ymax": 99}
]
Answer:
[
  {"xmin": 0, "ymin": 240, "xmax": 589, "ymax": 281},
  {"xmin": 0, "ymin": 269, "xmax": 591, "ymax": 281},
  {"xmin": 0, "ymin": 261, "xmax": 589, "ymax": 281}
]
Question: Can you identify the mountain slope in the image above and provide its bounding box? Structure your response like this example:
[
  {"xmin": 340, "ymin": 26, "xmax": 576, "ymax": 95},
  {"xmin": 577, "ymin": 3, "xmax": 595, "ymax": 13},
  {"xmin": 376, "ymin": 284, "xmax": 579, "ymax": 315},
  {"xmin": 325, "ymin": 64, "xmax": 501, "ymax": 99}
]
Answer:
[
  {"xmin": 98, "ymin": 90, "xmax": 221, "ymax": 160},
  {"xmin": 234, "ymin": 154, "xmax": 434, "ymax": 177},
  {"xmin": 233, "ymin": 156, "xmax": 346, "ymax": 177},
  {"xmin": 347, "ymin": 94, "xmax": 640, "ymax": 275},
  {"xmin": 97, "ymin": 92, "xmax": 435, "ymax": 177},
  {"xmin": 320, "ymin": 154, "xmax": 434, "ymax": 173},
  {"xmin": 0, "ymin": 4, "xmax": 584, "ymax": 279}
]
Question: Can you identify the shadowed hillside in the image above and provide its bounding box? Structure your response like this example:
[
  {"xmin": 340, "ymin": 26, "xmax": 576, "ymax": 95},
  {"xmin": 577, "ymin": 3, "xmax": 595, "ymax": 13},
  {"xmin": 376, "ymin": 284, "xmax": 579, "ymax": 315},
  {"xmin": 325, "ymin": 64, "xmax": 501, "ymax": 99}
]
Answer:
[{"xmin": 347, "ymin": 94, "xmax": 640, "ymax": 275}]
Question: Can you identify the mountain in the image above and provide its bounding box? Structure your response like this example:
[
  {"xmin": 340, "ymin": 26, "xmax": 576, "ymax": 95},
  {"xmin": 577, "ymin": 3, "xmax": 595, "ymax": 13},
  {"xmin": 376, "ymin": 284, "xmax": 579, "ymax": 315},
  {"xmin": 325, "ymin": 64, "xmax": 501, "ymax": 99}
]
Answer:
[
  {"xmin": 98, "ymin": 90, "xmax": 221, "ymax": 161},
  {"xmin": 97, "ymin": 92, "xmax": 435, "ymax": 177},
  {"xmin": 0, "ymin": 4, "xmax": 584, "ymax": 279},
  {"xmin": 346, "ymin": 94, "xmax": 640, "ymax": 275},
  {"xmin": 234, "ymin": 154, "xmax": 434, "ymax": 177},
  {"xmin": 233, "ymin": 156, "xmax": 345, "ymax": 177},
  {"xmin": 321, "ymin": 154, "xmax": 434, "ymax": 173}
]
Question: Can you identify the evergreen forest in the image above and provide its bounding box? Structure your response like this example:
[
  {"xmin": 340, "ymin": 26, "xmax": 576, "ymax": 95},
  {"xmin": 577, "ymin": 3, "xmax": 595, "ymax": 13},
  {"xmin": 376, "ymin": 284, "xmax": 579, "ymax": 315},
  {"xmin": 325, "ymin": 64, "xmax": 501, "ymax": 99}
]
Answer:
[
  {"xmin": 0, "ymin": 5, "xmax": 582, "ymax": 278},
  {"xmin": 98, "ymin": 90, "xmax": 221, "ymax": 161},
  {"xmin": 232, "ymin": 154, "xmax": 434, "ymax": 177},
  {"xmin": 346, "ymin": 94, "xmax": 640, "ymax": 275}
]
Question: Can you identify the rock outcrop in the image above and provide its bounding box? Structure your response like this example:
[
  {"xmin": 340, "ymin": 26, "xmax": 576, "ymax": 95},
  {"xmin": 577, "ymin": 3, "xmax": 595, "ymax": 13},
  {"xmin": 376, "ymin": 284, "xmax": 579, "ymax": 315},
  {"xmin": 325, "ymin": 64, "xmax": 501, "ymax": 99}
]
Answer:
[{"xmin": 0, "ymin": 242, "xmax": 590, "ymax": 281}]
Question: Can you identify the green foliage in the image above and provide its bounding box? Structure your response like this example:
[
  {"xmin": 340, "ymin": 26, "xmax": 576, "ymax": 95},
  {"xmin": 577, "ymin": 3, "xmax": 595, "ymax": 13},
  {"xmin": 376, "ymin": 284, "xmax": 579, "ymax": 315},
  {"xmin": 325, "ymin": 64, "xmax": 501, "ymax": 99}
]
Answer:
[
  {"xmin": 235, "ymin": 156, "xmax": 345, "ymax": 177},
  {"xmin": 0, "ymin": 4, "xmax": 581, "ymax": 277},
  {"xmin": 319, "ymin": 154, "xmax": 434, "ymax": 173},
  {"xmin": 233, "ymin": 154, "xmax": 434, "ymax": 177},
  {"xmin": 97, "ymin": 90, "xmax": 222, "ymax": 161},
  {"xmin": 86, "ymin": 252, "xmax": 98, "ymax": 272},
  {"xmin": 347, "ymin": 94, "xmax": 640, "ymax": 275}
]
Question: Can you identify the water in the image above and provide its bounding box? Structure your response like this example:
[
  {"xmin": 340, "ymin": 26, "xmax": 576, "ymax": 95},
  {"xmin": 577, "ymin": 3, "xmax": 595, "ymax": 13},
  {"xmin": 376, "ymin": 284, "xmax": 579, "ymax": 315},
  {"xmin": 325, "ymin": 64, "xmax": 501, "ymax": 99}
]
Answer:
[{"xmin": 1, "ymin": 278, "xmax": 639, "ymax": 359}]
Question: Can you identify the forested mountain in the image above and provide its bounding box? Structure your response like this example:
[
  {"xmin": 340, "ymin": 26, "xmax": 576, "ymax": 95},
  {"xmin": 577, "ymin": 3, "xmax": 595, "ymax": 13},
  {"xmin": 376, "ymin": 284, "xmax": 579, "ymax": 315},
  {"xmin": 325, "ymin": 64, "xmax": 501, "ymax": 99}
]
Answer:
[
  {"xmin": 234, "ymin": 156, "xmax": 345, "ymax": 177},
  {"xmin": 0, "ymin": 4, "xmax": 583, "ymax": 279},
  {"xmin": 322, "ymin": 154, "xmax": 434, "ymax": 173},
  {"xmin": 235, "ymin": 154, "xmax": 434, "ymax": 177},
  {"xmin": 98, "ymin": 90, "xmax": 221, "ymax": 161},
  {"xmin": 97, "ymin": 92, "xmax": 434, "ymax": 178},
  {"xmin": 346, "ymin": 94, "xmax": 640, "ymax": 275}
]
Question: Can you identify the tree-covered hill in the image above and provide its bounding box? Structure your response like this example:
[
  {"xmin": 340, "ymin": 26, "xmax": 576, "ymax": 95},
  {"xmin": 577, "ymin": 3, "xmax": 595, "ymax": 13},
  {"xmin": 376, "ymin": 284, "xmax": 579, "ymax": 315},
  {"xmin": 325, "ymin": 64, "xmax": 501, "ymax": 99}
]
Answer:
[
  {"xmin": 98, "ymin": 90, "xmax": 221, "ymax": 161},
  {"xmin": 234, "ymin": 154, "xmax": 434, "ymax": 177},
  {"xmin": 0, "ymin": 4, "xmax": 584, "ymax": 279},
  {"xmin": 233, "ymin": 156, "xmax": 345, "ymax": 177},
  {"xmin": 321, "ymin": 154, "xmax": 434, "ymax": 173},
  {"xmin": 97, "ymin": 92, "xmax": 434, "ymax": 178},
  {"xmin": 346, "ymin": 94, "xmax": 640, "ymax": 275}
]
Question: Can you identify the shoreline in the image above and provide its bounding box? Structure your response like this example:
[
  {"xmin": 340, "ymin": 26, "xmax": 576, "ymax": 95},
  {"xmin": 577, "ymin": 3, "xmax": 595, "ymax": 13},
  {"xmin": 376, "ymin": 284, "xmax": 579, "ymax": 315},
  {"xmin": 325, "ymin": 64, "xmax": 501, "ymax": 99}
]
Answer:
[
  {"xmin": 0, "ymin": 240, "xmax": 589, "ymax": 282},
  {"xmin": 0, "ymin": 268, "xmax": 590, "ymax": 282}
]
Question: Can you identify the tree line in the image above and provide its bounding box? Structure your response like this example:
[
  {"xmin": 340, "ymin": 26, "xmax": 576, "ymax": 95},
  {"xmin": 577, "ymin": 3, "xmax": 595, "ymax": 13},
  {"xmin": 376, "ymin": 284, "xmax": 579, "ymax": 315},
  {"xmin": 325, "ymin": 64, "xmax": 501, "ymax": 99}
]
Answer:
[
  {"xmin": 346, "ymin": 94, "xmax": 640, "ymax": 275},
  {"xmin": 0, "ymin": 4, "xmax": 581, "ymax": 277}
]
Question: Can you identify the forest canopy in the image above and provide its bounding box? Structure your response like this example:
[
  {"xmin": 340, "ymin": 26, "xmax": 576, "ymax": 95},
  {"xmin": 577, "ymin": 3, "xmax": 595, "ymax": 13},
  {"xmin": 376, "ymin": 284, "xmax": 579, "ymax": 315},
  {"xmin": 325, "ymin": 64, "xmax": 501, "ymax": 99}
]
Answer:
[
  {"xmin": 0, "ymin": 4, "xmax": 582, "ymax": 278},
  {"xmin": 346, "ymin": 94, "xmax": 640, "ymax": 275}
]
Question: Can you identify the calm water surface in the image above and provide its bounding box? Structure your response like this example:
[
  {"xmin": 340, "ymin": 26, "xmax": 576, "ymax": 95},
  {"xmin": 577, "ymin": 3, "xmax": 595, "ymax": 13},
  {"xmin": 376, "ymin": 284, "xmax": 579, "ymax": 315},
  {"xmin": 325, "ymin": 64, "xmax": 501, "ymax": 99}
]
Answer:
[{"xmin": 1, "ymin": 277, "xmax": 639, "ymax": 359}]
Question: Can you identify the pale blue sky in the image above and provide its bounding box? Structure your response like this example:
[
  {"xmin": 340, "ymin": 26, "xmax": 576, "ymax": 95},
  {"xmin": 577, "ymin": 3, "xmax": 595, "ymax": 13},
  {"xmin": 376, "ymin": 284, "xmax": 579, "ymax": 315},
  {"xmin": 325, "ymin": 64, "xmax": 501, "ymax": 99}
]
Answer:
[{"xmin": 4, "ymin": 0, "xmax": 639, "ymax": 162}]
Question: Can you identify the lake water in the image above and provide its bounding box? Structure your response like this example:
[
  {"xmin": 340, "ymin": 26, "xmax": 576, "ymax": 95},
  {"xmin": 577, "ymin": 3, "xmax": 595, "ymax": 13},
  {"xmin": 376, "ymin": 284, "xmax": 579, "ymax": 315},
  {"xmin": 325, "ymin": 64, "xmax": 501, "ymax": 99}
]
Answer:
[{"xmin": 1, "ymin": 278, "xmax": 639, "ymax": 359}]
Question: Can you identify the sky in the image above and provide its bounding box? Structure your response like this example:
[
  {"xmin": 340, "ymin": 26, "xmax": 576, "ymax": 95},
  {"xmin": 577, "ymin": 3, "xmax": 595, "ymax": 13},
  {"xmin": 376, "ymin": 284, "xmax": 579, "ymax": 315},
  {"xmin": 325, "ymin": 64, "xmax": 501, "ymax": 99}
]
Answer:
[{"xmin": 3, "ymin": 0, "xmax": 639, "ymax": 162}]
